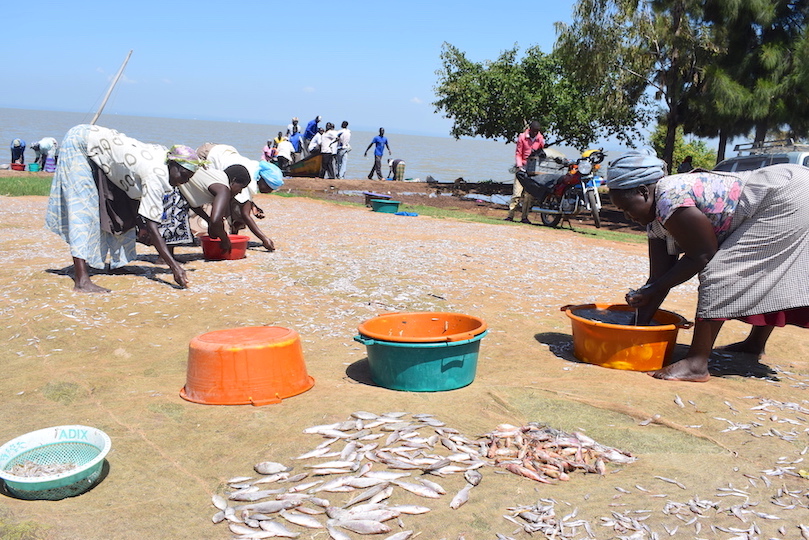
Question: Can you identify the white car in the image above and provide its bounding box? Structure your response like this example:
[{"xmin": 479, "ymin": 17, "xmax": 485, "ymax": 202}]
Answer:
[{"xmin": 713, "ymin": 139, "xmax": 809, "ymax": 172}]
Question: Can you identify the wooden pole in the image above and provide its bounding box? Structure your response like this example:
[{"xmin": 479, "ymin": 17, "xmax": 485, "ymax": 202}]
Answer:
[{"xmin": 90, "ymin": 50, "xmax": 133, "ymax": 126}]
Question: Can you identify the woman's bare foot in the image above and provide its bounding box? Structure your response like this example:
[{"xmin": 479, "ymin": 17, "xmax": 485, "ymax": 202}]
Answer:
[
  {"xmin": 716, "ymin": 341, "xmax": 765, "ymax": 355},
  {"xmin": 73, "ymin": 279, "xmax": 110, "ymax": 293},
  {"xmin": 648, "ymin": 357, "xmax": 710, "ymax": 382}
]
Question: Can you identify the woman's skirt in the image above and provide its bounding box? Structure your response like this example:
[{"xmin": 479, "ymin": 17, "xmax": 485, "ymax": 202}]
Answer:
[
  {"xmin": 698, "ymin": 164, "xmax": 809, "ymax": 326},
  {"xmin": 45, "ymin": 125, "xmax": 137, "ymax": 270}
]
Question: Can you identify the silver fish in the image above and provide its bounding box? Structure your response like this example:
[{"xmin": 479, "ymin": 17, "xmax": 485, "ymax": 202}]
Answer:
[
  {"xmin": 229, "ymin": 488, "xmax": 284, "ymax": 502},
  {"xmin": 334, "ymin": 519, "xmax": 392, "ymax": 535},
  {"xmin": 235, "ymin": 499, "xmax": 301, "ymax": 513},
  {"xmin": 259, "ymin": 519, "xmax": 302, "ymax": 538},
  {"xmin": 212, "ymin": 493, "xmax": 228, "ymax": 510},
  {"xmin": 327, "ymin": 524, "xmax": 353, "ymax": 540},
  {"xmin": 463, "ymin": 469, "xmax": 483, "ymax": 487},
  {"xmin": 254, "ymin": 461, "xmax": 292, "ymax": 475},
  {"xmin": 305, "ymin": 460, "xmax": 358, "ymax": 469},
  {"xmin": 388, "ymin": 504, "xmax": 431, "ymax": 515},
  {"xmin": 279, "ymin": 509, "xmax": 325, "ymax": 529},
  {"xmin": 417, "ymin": 476, "xmax": 447, "ymax": 494},
  {"xmin": 294, "ymin": 447, "xmax": 333, "ymax": 460},
  {"xmin": 351, "ymin": 411, "xmax": 379, "ymax": 420},
  {"xmin": 367, "ymin": 485, "xmax": 394, "ymax": 505},
  {"xmin": 449, "ymin": 483, "xmax": 473, "ymax": 509},
  {"xmin": 383, "ymin": 531, "xmax": 414, "ymax": 540},
  {"xmin": 342, "ymin": 482, "xmax": 391, "ymax": 507},
  {"xmin": 392, "ymin": 480, "xmax": 441, "ymax": 498}
]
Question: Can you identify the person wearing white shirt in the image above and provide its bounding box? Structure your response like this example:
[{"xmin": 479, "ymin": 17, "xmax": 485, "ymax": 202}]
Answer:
[
  {"xmin": 319, "ymin": 123, "xmax": 339, "ymax": 179},
  {"xmin": 335, "ymin": 121, "xmax": 351, "ymax": 179}
]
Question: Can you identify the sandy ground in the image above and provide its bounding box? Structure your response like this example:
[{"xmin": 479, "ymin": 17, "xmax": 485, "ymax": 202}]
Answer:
[{"xmin": 1, "ymin": 188, "xmax": 809, "ymax": 539}]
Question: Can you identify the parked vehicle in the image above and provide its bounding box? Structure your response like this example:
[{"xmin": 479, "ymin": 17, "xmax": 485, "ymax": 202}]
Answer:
[
  {"xmin": 713, "ymin": 139, "xmax": 809, "ymax": 172},
  {"xmin": 516, "ymin": 147, "xmax": 606, "ymax": 228}
]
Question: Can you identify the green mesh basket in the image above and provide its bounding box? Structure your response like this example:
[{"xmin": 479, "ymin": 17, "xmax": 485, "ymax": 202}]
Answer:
[{"xmin": 0, "ymin": 425, "xmax": 111, "ymax": 500}]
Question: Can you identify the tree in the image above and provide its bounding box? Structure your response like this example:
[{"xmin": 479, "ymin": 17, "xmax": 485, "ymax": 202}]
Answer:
[
  {"xmin": 683, "ymin": 0, "xmax": 809, "ymax": 161},
  {"xmin": 432, "ymin": 43, "xmax": 642, "ymax": 148},
  {"xmin": 649, "ymin": 123, "xmax": 717, "ymax": 170},
  {"xmin": 555, "ymin": 0, "xmax": 717, "ymax": 169}
]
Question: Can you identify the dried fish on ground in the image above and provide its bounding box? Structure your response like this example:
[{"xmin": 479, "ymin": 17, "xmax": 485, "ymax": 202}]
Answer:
[{"xmin": 481, "ymin": 422, "xmax": 636, "ymax": 484}]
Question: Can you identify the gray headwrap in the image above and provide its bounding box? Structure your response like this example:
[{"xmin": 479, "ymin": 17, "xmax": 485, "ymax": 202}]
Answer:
[{"xmin": 607, "ymin": 149, "xmax": 667, "ymax": 190}]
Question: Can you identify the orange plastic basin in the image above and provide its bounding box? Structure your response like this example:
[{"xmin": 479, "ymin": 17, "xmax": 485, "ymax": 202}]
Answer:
[
  {"xmin": 200, "ymin": 234, "xmax": 249, "ymax": 260},
  {"xmin": 560, "ymin": 303, "xmax": 692, "ymax": 372},
  {"xmin": 180, "ymin": 326, "xmax": 314, "ymax": 406},
  {"xmin": 357, "ymin": 312, "xmax": 487, "ymax": 343}
]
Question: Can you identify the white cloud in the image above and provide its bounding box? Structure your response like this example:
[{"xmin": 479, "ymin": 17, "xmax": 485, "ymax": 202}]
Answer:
[{"xmin": 410, "ymin": 97, "xmax": 423, "ymax": 104}]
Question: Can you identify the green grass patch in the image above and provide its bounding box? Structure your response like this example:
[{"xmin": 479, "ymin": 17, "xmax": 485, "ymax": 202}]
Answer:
[
  {"xmin": 41, "ymin": 381, "xmax": 81, "ymax": 405},
  {"xmin": 0, "ymin": 175, "xmax": 53, "ymax": 197}
]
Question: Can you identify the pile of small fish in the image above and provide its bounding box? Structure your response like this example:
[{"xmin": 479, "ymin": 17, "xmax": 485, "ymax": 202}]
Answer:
[
  {"xmin": 482, "ymin": 423, "xmax": 636, "ymax": 484},
  {"xmin": 211, "ymin": 411, "xmax": 490, "ymax": 539},
  {"xmin": 7, "ymin": 460, "xmax": 77, "ymax": 477}
]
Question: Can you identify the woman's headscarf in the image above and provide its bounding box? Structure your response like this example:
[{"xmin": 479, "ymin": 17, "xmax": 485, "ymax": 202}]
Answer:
[
  {"xmin": 166, "ymin": 145, "xmax": 207, "ymax": 172},
  {"xmin": 607, "ymin": 149, "xmax": 667, "ymax": 190},
  {"xmin": 258, "ymin": 160, "xmax": 284, "ymax": 190}
]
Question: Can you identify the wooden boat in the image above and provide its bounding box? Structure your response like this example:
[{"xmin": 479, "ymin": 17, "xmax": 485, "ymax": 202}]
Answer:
[{"xmin": 287, "ymin": 153, "xmax": 323, "ymax": 177}]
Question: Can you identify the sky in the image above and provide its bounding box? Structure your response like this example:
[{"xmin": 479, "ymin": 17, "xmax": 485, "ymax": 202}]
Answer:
[{"xmin": 1, "ymin": 0, "xmax": 580, "ymax": 139}]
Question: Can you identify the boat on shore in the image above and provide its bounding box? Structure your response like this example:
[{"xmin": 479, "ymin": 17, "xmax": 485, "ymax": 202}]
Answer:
[{"xmin": 287, "ymin": 153, "xmax": 323, "ymax": 177}]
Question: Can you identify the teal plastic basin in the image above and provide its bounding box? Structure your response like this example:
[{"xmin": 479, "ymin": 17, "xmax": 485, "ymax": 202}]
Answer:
[
  {"xmin": 370, "ymin": 199, "xmax": 401, "ymax": 213},
  {"xmin": 353, "ymin": 330, "xmax": 487, "ymax": 391}
]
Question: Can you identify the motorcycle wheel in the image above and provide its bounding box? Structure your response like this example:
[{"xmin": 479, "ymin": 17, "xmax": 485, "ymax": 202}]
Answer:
[
  {"xmin": 587, "ymin": 191, "xmax": 601, "ymax": 228},
  {"xmin": 539, "ymin": 194, "xmax": 563, "ymax": 228}
]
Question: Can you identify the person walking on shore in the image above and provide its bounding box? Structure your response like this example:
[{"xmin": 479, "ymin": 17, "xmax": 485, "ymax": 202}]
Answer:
[{"xmin": 364, "ymin": 128, "xmax": 391, "ymax": 180}]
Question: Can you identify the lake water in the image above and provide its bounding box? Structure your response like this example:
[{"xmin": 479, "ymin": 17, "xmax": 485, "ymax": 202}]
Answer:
[{"xmin": 1, "ymin": 107, "xmax": 523, "ymax": 184}]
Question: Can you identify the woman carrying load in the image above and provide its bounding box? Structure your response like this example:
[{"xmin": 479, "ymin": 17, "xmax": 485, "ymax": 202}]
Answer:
[
  {"xmin": 607, "ymin": 150, "xmax": 809, "ymax": 382},
  {"xmin": 45, "ymin": 124, "xmax": 204, "ymax": 293}
]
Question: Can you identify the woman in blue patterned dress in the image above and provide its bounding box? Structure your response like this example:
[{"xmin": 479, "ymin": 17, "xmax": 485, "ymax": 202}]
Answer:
[
  {"xmin": 607, "ymin": 150, "xmax": 809, "ymax": 382},
  {"xmin": 46, "ymin": 125, "xmax": 203, "ymax": 293}
]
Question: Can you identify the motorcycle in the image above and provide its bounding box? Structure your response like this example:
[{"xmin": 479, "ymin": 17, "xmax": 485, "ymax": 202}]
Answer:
[{"xmin": 516, "ymin": 148, "xmax": 606, "ymax": 228}]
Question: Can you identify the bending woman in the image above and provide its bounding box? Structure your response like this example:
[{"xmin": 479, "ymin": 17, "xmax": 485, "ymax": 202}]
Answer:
[
  {"xmin": 45, "ymin": 125, "xmax": 203, "ymax": 293},
  {"xmin": 607, "ymin": 150, "xmax": 809, "ymax": 382}
]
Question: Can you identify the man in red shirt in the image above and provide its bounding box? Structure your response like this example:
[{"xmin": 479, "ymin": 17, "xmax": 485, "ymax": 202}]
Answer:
[{"xmin": 505, "ymin": 121, "xmax": 545, "ymax": 223}]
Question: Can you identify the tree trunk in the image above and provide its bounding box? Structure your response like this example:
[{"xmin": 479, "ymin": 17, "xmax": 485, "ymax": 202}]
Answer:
[{"xmin": 716, "ymin": 129, "xmax": 728, "ymax": 164}]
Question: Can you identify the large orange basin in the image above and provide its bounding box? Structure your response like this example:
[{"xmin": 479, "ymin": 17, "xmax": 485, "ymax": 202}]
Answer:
[
  {"xmin": 561, "ymin": 303, "xmax": 692, "ymax": 372},
  {"xmin": 357, "ymin": 312, "xmax": 487, "ymax": 343},
  {"xmin": 180, "ymin": 326, "xmax": 314, "ymax": 406}
]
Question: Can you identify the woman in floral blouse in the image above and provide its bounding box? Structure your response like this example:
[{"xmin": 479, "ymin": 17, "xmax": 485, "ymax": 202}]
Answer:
[{"xmin": 607, "ymin": 150, "xmax": 809, "ymax": 382}]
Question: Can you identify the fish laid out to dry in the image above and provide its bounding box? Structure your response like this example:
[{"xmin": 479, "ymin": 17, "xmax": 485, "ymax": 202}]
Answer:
[
  {"xmin": 7, "ymin": 460, "xmax": 78, "ymax": 477},
  {"xmin": 212, "ymin": 414, "xmax": 640, "ymax": 538},
  {"xmin": 212, "ymin": 412, "xmax": 490, "ymax": 538},
  {"xmin": 481, "ymin": 422, "xmax": 636, "ymax": 484}
]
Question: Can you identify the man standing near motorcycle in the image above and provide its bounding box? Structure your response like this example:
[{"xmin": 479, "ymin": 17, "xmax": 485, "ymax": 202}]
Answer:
[{"xmin": 505, "ymin": 121, "xmax": 545, "ymax": 223}]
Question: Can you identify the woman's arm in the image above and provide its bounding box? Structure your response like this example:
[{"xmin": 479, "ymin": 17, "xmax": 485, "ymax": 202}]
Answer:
[
  {"xmin": 207, "ymin": 184, "xmax": 232, "ymax": 252},
  {"xmin": 628, "ymin": 207, "xmax": 717, "ymax": 323},
  {"xmin": 141, "ymin": 218, "xmax": 188, "ymax": 288},
  {"xmin": 239, "ymin": 201, "xmax": 275, "ymax": 251}
]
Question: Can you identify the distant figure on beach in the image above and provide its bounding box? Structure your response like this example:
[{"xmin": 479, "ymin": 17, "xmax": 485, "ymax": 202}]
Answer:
[
  {"xmin": 33, "ymin": 137, "xmax": 59, "ymax": 171},
  {"xmin": 319, "ymin": 123, "xmax": 339, "ymax": 179},
  {"xmin": 288, "ymin": 127, "xmax": 304, "ymax": 164},
  {"xmin": 387, "ymin": 158, "xmax": 406, "ymax": 181},
  {"xmin": 308, "ymin": 127, "xmax": 324, "ymax": 156},
  {"xmin": 275, "ymin": 138, "xmax": 295, "ymax": 172},
  {"xmin": 45, "ymin": 124, "xmax": 203, "ymax": 292},
  {"xmin": 677, "ymin": 155, "xmax": 694, "ymax": 174},
  {"xmin": 302, "ymin": 116, "xmax": 321, "ymax": 157},
  {"xmin": 10, "ymin": 139, "xmax": 25, "ymax": 164},
  {"xmin": 335, "ymin": 121, "xmax": 351, "ymax": 179},
  {"xmin": 262, "ymin": 140, "xmax": 274, "ymax": 161},
  {"xmin": 286, "ymin": 117, "xmax": 300, "ymax": 138},
  {"xmin": 505, "ymin": 120, "xmax": 545, "ymax": 224},
  {"xmin": 364, "ymin": 128, "xmax": 391, "ymax": 180}
]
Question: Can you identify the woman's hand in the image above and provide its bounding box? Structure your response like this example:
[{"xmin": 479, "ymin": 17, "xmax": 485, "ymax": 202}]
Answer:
[
  {"xmin": 170, "ymin": 263, "xmax": 189, "ymax": 288},
  {"xmin": 262, "ymin": 238, "xmax": 275, "ymax": 252},
  {"xmin": 219, "ymin": 233, "xmax": 232, "ymax": 253},
  {"xmin": 627, "ymin": 283, "xmax": 668, "ymax": 325}
]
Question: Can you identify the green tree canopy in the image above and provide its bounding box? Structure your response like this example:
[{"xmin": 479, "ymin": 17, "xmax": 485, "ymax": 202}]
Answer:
[{"xmin": 432, "ymin": 43, "xmax": 643, "ymax": 147}]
